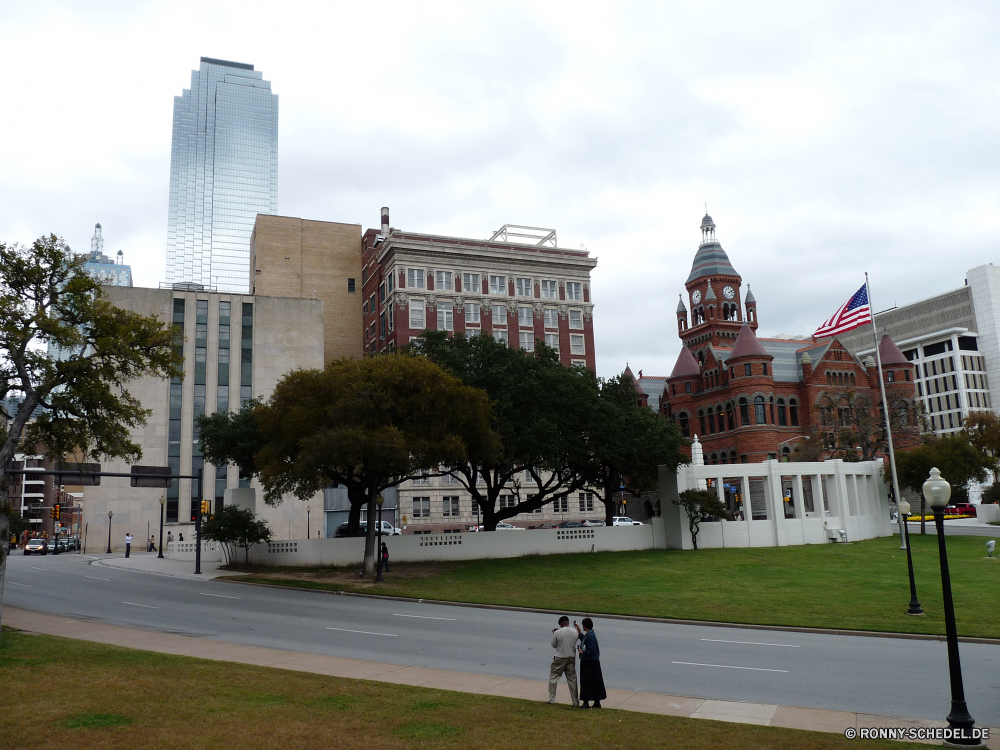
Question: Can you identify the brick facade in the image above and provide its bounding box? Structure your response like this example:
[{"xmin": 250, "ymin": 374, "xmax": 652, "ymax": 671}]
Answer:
[{"xmin": 642, "ymin": 214, "xmax": 918, "ymax": 464}]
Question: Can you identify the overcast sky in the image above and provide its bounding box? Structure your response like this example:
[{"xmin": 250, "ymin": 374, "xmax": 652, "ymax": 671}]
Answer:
[{"xmin": 3, "ymin": 1, "xmax": 999, "ymax": 378}]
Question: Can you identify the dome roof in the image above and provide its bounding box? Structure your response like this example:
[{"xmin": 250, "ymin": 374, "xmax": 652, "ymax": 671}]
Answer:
[
  {"xmin": 878, "ymin": 333, "xmax": 909, "ymax": 366},
  {"xmin": 686, "ymin": 242, "xmax": 739, "ymax": 284},
  {"xmin": 729, "ymin": 325, "xmax": 770, "ymax": 360},
  {"xmin": 700, "ymin": 213, "xmax": 715, "ymax": 229},
  {"xmin": 670, "ymin": 347, "xmax": 701, "ymax": 378}
]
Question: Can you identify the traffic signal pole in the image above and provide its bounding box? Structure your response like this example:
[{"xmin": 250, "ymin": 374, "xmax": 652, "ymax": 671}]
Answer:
[{"xmin": 195, "ymin": 469, "xmax": 203, "ymax": 575}]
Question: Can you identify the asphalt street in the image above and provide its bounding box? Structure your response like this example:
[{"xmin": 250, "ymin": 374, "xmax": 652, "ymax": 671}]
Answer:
[{"xmin": 4, "ymin": 552, "xmax": 999, "ymax": 726}]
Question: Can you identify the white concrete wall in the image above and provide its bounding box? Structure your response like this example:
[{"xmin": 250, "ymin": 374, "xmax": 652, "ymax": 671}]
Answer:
[
  {"xmin": 247, "ymin": 525, "xmax": 655, "ymax": 567},
  {"xmin": 977, "ymin": 504, "xmax": 1000, "ymax": 524},
  {"xmin": 665, "ymin": 459, "xmax": 892, "ymax": 550}
]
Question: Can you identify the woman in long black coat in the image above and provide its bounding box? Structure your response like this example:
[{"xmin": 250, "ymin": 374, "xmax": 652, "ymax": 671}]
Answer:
[{"xmin": 575, "ymin": 617, "xmax": 607, "ymax": 708}]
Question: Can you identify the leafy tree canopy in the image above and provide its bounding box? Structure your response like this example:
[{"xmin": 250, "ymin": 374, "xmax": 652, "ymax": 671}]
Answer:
[
  {"xmin": 894, "ymin": 433, "xmax": 989, "ymax": 495},
  {"xmin": 963, "ymin": 410, "xmax": 1000, "ymax": 476},
  {"xmin": 201, "ymin": 504, "xmax": 272, "ymax": 566},
  {"xmin": 673, "ymin": 488, "xmax": 729, "ymax": 550},
  {"xmin": 197, "ymin": 399, "xmax": 263, "ymax": 482}
]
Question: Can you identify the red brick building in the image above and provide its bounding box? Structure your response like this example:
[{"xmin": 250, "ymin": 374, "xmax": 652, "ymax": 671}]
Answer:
[
  {"xmin": 361, "ymin": 209, "xmax": 597, "ymax": 369},
  {"xmin": 642, "ymin": 214, "xmax": 918, "ymax": 463}
]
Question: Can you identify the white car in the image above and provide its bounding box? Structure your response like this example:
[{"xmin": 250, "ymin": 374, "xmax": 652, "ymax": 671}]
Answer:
[
  {"xmin": 495, "ymin": 522, "xmax": 525, "ymax": 531},
  {"xmin": 370, "ymin": 520, "xmax": 401, "ymax": 536},
  {"xmin": 612, "ymin": 516, "xmax": 642, "ymax": 526},
  {"xmin": 581, "ymin": 519, "xmax": 606, "ymax": 527}
]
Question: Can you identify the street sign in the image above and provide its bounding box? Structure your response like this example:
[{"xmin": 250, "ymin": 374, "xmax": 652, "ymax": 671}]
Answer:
[
  {"xmin": 130, "ymin": 465, "xmax": 172, "ymax": 488},
  {"xmin": 54, "ymin": 462, "xmax": 101, "ymax": 486}
]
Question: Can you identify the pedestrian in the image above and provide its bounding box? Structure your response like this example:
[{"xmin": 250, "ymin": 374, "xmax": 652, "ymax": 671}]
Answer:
[
  {"xmin": 148, "ymin": 535, "xmax": 157, "ymax": 553},
  {"xmin": 178, "ymin": 533, "xmax": 184, "ymax": 542},
  {"xmin": 125, "ymin": 532, "xmax": 133, "ymax": 558},
  {"xmin": 547, "ymin": 615, "xmax": 579, "ymax": 706},
  {"xmin": 575, "ymin": 617, "xmax": 607, "ymax": 709},
  {"xmin": 380, "ymin": 542, "xmax": 389, "ymax": 572}
]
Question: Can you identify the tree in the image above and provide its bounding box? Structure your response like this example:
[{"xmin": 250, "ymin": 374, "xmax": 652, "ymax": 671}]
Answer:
[
  {"xmin": 201, "ymin": 505, "xmax": 272, "ymax": 565},
  {"xmin": 894, "ymin": 434, "xmax": 989, "ymax": 533},
  {"xmin": 586, "ymin": 372, "xmax": 686, "ymax": 525},
  {"xmin": 0, "ymin": 235, "xmax": 181, "ymax": 639},
  {"xmin": 980, "ymin": 482, "xmax": 1000, "ymax": 505},
  {"xmin": 963, "ymin": 410, "xmax": 1000, "ymax": 476},
  {"xmin": 408, "ymin": 331, "xmax": 598, "ymax": 531},
  {"xmin": 814, "ymin": 389, "xmax": 920, "ymax": 462},
  {"xmin": 197, "ymin": 399, "xmax": 263, "ymax": 482},
  {"xmin": 788, "ymin": 433, "xmax": 825, "ymax": 462},
  {"xmin": 253, "ymin": 354, "xmax": 496, "ymax": 576},
  {"xmin": 673, "ymin": 489, "xmax": 729, "ymax": 550}
]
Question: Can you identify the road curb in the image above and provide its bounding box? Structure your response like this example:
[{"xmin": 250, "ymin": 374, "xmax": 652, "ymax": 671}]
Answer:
[{"xmin": 218, "ymin": 577, "xmax": 1000, "ymax": 645}]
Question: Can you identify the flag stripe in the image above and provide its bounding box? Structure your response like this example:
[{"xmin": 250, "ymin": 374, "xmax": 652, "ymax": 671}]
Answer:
[{"xmin": 814, "ymin": 284, "xmax": 871, "ymax": 338}]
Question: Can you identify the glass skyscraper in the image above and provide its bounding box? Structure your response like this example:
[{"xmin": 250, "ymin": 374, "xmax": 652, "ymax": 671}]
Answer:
[{"xmin": 166, "ymin": 57, "xmax": 278, "ymax": 293}]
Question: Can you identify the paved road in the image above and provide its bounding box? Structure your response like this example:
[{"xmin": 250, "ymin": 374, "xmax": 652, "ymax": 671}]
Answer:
[{"xmin": 4, "ymin": 552, "xmax": 999, "ymax": 725}]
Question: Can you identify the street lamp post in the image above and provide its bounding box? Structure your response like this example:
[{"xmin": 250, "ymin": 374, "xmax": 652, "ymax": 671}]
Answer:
[
  {"xmin": 895, "ymin": 499, "xmax": 923, "ymax": 616},
  {"xmin": 375, "ymin": 494, "xmax": 384, "ymax": 583},
  {"xmin": 157, "ymin": 496, "xmax": 165, "ymax": 559},
  {"xmin": 307, "ymin": 506, "xmax": 311, "ymax": 541},
  {"xmin": 923, "ymin": 467, "xmax": 982, "ymax": 747},
  {"xmin": 106, "ymin": 510, "xmax": 113, "ymax": 554}
]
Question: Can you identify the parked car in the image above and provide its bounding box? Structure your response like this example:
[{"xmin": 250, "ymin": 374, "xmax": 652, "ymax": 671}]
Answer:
[
  {"xmin": 557, "ymin": 520, "xmax": 585, "ymax": 528},
  {"xmin": 945, "ymin": 503, "xmax": 977, "ymax": 517},
  {"xmin": 612, "ymin": 516, "xmax": 638, "ymax": 526},
  {"xmin": 23, "ymin": 538, "xmax": 47, "ymax": 556},
  {"xmin": 535, "ymin": 522, "xmax": 561, "ymax": 529},
  {"xmin": 495, "ymin": 522, "xmax": 525, "ymax": 530},
  {"xmin": 333, "ymin": 521, "xmax": 401, "ymax": 538},
  {"xmin": 56, "ymin": 538, "xmax": 71, "ymax": 553},
  {"xmin": 372, "ymin": 520, "xmax": 402, "ymax": 536},
  {"xmin": 46, "ymin": 540, "xmax": 57, "ymax": 552},
  {"xmin": 581, "ymin": 519, "xmax": 606, "ymax": 527}
]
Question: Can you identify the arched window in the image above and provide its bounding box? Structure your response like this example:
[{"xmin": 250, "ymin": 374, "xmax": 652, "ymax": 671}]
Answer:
[
  {"xmin": 739, "ymin": 397, "xmax": 750, "ymax": 425},
  {"xmin": 699, "ymin": 410, "xmax": 706, "ymax": 436},
  {"xmin": 850, "ymin": 373, "xmax": 856, "ymax": 386},
  {"xmin": 707, "ymin": 408, "xmax": 716, "ymax": 434},
  {"xmin": 698, "ymin": 351, "xmax": 705, "ymax": 366},
  {"xmin": 754, "ymin": 395, "xmax": 766, "ymax": 424},
  {"xmin": 789, "ymin": 398, "xmax": 799, "ymax": 427},
  {"xmin": 730, "ymin": 450, "xmax": 738, "ymax": 463},
  {"xmin": 710, "ymin": 453, "xmax": 718, "ymax": 465},
  {"xmin": 727, "ymin": 403, "xmax": 736, "ymax": 431},
  {"xmin": 781, "ymin": 446, "xmax": 791, "ymax": 461},
  {"xmin": 770, "ymin": 396, "xmax": 775, "ymax": 423},
  {"xmin": 678, "ymin": 413, "xmax": 690, "ymax": 437},
  {"xmin": 720, "ymin": 452, "xmax": 728, "ymax": 464},
  {"xmin": 777, "ymin": 398, "xmax": 787, "ymax": 426}
]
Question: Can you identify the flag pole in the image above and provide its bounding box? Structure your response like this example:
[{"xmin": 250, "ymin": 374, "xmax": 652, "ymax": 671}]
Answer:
[{"xmin": 865, "ymin": 272, "xmax": 907, "ymax": 548}]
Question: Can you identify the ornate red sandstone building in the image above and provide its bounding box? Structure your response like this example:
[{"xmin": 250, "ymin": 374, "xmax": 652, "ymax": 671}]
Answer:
[{"xmin": 639, "ymin": 214, "xmax": 918, "ymax": 463}]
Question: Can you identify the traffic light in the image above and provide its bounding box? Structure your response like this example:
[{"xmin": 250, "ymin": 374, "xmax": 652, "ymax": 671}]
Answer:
[
  {"xmin": 50, "ymin": 504, "xmax": 60, "ymax": 520},
  {"xmin": 200, "ymin": 500, "xmax": 210, "ymax": 515}
]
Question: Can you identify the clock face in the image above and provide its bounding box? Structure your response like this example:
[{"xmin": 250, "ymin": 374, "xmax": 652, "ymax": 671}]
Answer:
[
  {"xmin": 691, "ymin": 290, "xmax": 702, "ymax": 304},
  {"xmin": 723, "ymin": 285, "xmax": 735, "ymax": 300}
]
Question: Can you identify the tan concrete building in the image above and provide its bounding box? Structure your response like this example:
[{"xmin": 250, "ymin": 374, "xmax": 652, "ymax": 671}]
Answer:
[
  {"xmin": 250, "ymin": 215, "xmax": 363, "ymax": 364},
  {"xmin": 77, "ymin": 285, "xmax": 325, "ymax": 552}
]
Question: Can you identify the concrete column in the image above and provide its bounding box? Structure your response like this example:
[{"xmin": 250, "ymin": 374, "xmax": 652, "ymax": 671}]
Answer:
[{"xmin": 766, "ymin": 459, "xmax": 786, "ymax": 546}]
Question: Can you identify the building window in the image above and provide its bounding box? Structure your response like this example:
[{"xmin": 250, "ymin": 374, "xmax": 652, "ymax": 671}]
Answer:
[
  {"xmin": 777, "ymin": 399, "xmax": 787, "ymax": 426},
  {"xmin": 347, "ymin": 278, "xmax": 356, "ymax": 293},
  {"xmin": 519, "ymin": 331, "xmax": 535, "ymax": 351},
  {"xmin": 555, "ymin": 496, "xmax": 569, "ymax": 514},
  {"xmin": 409, "ymin": 300, "xmax": 425, "ymax": 329},
  {"xmin": 707, "ymin": 409, "xmax": 716, "ymax": 434},
  {"xmin": 412, "ymin": 498, "xmax": 430, "ymax": 518},
  {"xmin": 380, "ymin": 311, "xmax": 386, "ymax": 339},
  {"xmin": 499, "ymin": 495, "xmax": 516, "ymax": 510},
  {"xmin": 407, "ymin": 269, "xmax": 425, "ymax": 289},
  {"xmin": 541, "ymin": 279, "xmax": 558, "ymax": 298},
  {"xmin": 465, "ymin": 302, "xmax": 480, "ymax": 325},
  {"xmin": 388, "ymin": 303, "xmax": 394, "ymax": 332},
  {"xmin": 678, "ymin": 413, "xmax": 690, "ymax": 437},
  {"xmin": 739, "ymin": 397, "xmax": 750, "ymax": 425},
  {"xmin": 569, "ymin": 310, "xmax": 583, "ymax": 329},
  {"xmin": 579, "ymin": 492, "xmax": 594, "ymax": 512},
  {"xmin": 387, "ymin": 272, "xmax": 394, "ymax": 293},
  {"xmin": 490, "ymin": 275, "xmax": 506, "ymax": 295},
  {"xmin": 463, "ymin": 273, "xmax": 480, "ymax": 292},
  {"xmin": 379, "ymin": 282, "xmax": 386, "ymax": 303},
  {"xmin": 518, "ymin": 306, "xmax": 533, "ymax": 327},
  {"xmin": 570, "ymin": 335, "xmax": 585, "ymax": 355},
  {"xmin": 492, "ymin": 304, "xmax": 507, "ymax": 326},
  {"xmin": 240, "ymin": 303, "xmax": 253, "ymax": 407},
  {"xmin": 727, "ymin": 403, "xmax": 736, "ymax": 430},
  {"xmin": 887, "ymin": 370, "xmax": 895, "ymax": 382},
  {"xmin": 566, "ymin": 282, "xmax": 582, "ymax": 300},
  {"xmin": 516, "ymin": 277, "xmax": 533, "ymax": 297},
  {"xmin": 435, "ymin": 270, "xmax": 453, "ymax": 291},
  {"xmin": 543, "ymin": 309, "xmax": 558, "ymax": 328},
  {"xmin": 744, "ymin": 363, "xmax": 752, "ymax": 376},
  {"xmin": 788, "ymin": 398, "xmax": 799, "ymax": 426},
  {"xmin": 493, "ymin": 329, "xmax": 509, "ymax": 345},
  {"xmin": 685, "ymin": 382, "xmax": 691, "ymax": 394},
  {"xmin": 437, "ymin": 303, "xmax": 454, "ymax": 331},
  {"xmin": 754, "ymin": 396, "xmax": 766, "ymax": 424},
  {"xmin": 762, "ymin": 363, "xmax": 768, "ymax": 376},
  {"xmin": 545, "ymin": 333, "xmax": 559, "ymax": 350},
  {"xmin": 442, "ymin": 496, "xmax": 460, "ymax": 516}
]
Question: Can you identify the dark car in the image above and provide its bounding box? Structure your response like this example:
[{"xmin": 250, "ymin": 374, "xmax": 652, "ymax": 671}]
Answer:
[
  {"xmin": 24, "ymin": 538, "xmax": 47, "ymax": 556},
  {"xmin": 557, "ymin": 520, "xmax": 585, "ymax": 528},
  {"xmin": 536, "ymin": 522, "xmax": 561, "ymax": 529},
  {"xmin": 333, "ymin": 522, "xmax": 366, "ymax": 538}
]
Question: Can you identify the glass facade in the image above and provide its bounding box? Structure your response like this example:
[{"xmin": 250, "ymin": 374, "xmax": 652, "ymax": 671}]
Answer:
[
  {"xmin": 167, "ymin": 299, "xmax": 185, "ymax": 523},
  {"xmin": 166, "ymin": 57, "xmax": 278, "ymax": 294}
]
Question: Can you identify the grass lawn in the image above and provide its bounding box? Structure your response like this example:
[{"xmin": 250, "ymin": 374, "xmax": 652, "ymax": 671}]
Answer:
[
  {"xmin": 0, "ymin": 627, "xmax": 923, "ymax": 750},
  {"xmin": 222, "ymin": 534, "xmax": 1000, "ymax": 639}
]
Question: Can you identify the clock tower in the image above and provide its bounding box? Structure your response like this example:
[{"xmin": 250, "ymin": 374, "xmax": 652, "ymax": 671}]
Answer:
[{"xmin": 680, "ymin": 214, "xmax": 754, "ymax": 361}]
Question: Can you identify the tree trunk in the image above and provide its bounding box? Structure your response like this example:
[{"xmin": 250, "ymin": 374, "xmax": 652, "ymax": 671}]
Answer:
[
  {"xmin": 362, "ymin": 489, "xmax": 377, "ymax": 577},
  {"xmin": 602, "ymin": 487, "xmax": 615, "ymax": 527},
  {"xmin": 346, "ymin": 485, "xmax": 364, "ymax": 534},
  {"xmin": 482, "ymin": 502, "xmax": 499, "ymax": 531},
  {"xmin": 690, "ymin": 521, "xmax": 699, "ymax": 550}
]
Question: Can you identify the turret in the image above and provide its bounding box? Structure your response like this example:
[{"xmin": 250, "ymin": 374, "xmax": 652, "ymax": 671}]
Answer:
[
  {"xmin": 676, "ymin": 294, "xmax": 688, "ymax": 332},
  {"xmin": 744, "ymin": 285, "xmax": 758, "ymax": 331}
]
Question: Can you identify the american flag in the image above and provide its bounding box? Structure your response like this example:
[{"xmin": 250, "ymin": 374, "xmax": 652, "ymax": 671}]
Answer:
[{"xmin": 813, "ymin": 284, "xmax": 871, "ymax": 338}]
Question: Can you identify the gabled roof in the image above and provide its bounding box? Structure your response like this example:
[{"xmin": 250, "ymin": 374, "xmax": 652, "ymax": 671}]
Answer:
[
  {"xmin": 729, "ymin": 325, "xmax": 770, "ymax": 359},
  {"xmin": 879, "ymin": 333, "xmax": 909, "ymax": 366},
  {"xmin": 686, "ymin": 242, "xmax": 739, "ymax": 284},
  {"xmin": 670, "ymin": 347, "xmax": 701, "ymax": 378}
]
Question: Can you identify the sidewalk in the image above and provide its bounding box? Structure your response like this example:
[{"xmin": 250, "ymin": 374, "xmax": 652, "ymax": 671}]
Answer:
[
  {"xmin": 90, "ymin": 552, "xmax": 241, "ymax": 580},
  {"xmin": 5, "ymin": 607, "xmax": 996, "ymax": 747}
]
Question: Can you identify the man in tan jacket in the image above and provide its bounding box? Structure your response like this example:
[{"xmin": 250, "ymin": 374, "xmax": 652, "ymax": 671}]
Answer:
[{"xmin": 548, "ymin": 615, "xmax": 579, "ymax": 705}]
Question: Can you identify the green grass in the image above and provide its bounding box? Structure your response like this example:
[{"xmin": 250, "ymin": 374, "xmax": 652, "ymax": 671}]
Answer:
[
  {"xmin": 0, "ymin": 627, "xmax": 923, "ymax": 750},
  {"xmin": 222, "ymin": 535, "xmax": 1000, "ymax": 639}
]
